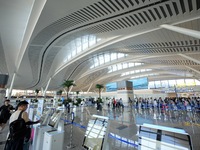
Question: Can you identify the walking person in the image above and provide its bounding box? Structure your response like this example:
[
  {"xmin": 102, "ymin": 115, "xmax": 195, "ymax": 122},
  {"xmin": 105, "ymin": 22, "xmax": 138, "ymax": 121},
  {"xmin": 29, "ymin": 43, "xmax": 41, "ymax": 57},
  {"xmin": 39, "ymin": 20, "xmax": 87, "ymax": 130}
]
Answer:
[
  {"xmin": 0, "ymin": 99, "xmax": 14, "ymax": 131},
  {"xmin": 80, "ymin": 99, "xmax": 85, "ymax": 113},
  {"xmin": 119, "ymin": 98, "xmax": 124, "ymax": 109},
  {"xmin": 112, "ymin": 98, "xmax": 116, "ymax": 109}
]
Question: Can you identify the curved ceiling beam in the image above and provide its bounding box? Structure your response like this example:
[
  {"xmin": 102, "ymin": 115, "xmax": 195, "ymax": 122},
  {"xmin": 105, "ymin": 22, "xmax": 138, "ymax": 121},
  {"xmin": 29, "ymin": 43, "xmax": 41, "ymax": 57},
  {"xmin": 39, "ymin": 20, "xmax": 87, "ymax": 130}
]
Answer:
[
  {"xmin": 30, "ymin": 2, "xmax": 200, "ymax": 89},
  {"xmin": 78, "ymin": 55, "xmax": 145, "ymax": 79},
  {"xmin": 49, "ymin": 14, "xmax": 200, "ymax": 87},
  {"xmin": 185, "ymin": 66, "xmax": 200, "ymax": 76},
  {"xmin": 148, "ymin": 75, "xmax": 194, "ymax": 81},
  {"xmin": 76, "ymin": 71, "xmax": 185, "ymax": 91},
  {"xmin": 160, "ymin": 24, "xmax": 200, "ymax": 40},
  {"xmin": 96, "ymin": 65, "xmax": 186, "ymax": 82},
  {"xmin": 106, "ymin": 70, "xmax": 188, "ymax": 83},
  {"xmin": 30, "ymin": 0, "xmax": 167, "ymax": 88},
  {"xmin": 78, "ymin": 53, "xmax": 179, "ymax": 80},
  {"xmin": 16, "ymin": 0, "xmax": 47, "ymax": 72},
  {"xmin": 179, "ymin": 54, "xmax": 200, "ymax": 65},
  {"xmin": 52, "ymin": 28, "xmax": 159, "ymax": 79}
]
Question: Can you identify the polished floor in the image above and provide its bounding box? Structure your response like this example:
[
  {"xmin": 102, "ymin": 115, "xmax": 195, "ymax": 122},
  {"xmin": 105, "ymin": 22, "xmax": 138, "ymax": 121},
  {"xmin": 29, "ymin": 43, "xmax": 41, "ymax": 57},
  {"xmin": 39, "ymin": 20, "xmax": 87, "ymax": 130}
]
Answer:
[{"xmin": 0, "ymin": 104, "xmax": 200, "ymax": 150}]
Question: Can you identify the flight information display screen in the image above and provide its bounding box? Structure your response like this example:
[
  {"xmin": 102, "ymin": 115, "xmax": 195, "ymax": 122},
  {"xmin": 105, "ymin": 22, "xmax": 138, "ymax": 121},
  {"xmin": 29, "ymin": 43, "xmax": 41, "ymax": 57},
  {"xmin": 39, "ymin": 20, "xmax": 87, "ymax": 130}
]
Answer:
[
  {"xmin": 129, "ymin": 77, "xmax": 148, "ymax": 89},
  {"xmin": 106, "ymin": 82, "xmax": 117, "ymax": 92},
  {"xmin": 139, "ymin": 124, "xmax": 192, "ymax": 150}
]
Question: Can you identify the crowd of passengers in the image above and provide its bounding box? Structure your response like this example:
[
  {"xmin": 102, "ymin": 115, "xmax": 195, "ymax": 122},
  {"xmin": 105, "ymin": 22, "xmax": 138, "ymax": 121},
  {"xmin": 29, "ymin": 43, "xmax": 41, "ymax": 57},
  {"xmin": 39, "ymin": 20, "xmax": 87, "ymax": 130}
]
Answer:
[
  {"xmin": 131, "ymin": 97, "xmax": 200, "ymax": 111},
  {"xmin": 107, "ymin": 98, "xmax": 124, "ymax": 109}
]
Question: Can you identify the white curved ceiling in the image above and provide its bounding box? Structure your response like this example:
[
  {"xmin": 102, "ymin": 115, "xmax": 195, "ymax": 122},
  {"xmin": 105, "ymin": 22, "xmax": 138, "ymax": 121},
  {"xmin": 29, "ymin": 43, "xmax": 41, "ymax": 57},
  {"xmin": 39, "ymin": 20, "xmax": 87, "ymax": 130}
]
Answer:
[{"xmin": 1, "ymin": 0, "xmax": 200, "ymax": 92}]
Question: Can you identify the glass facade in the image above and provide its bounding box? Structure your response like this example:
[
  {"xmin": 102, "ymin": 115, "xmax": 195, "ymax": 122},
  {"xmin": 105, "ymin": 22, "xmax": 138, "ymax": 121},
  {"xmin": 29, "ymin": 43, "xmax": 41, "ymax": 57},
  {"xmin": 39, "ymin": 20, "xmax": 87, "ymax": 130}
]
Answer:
[
  {"xmin": 121, "ymin": 69, "xmax": 152, "ymax": 77},
  {"xmin": 63, "ymin": 35, "xmax": 101, "ymax": 63},
  {"xmin": 90, "ymin": 53, "xmax": 128, "ymax": 69},
  {"xmin": 108, "ymin": 62, "xmax": 144, "ymax": 74},
  {"xmin": 149, "ymin": 79, "xmax": 200, "ymax": 89}
]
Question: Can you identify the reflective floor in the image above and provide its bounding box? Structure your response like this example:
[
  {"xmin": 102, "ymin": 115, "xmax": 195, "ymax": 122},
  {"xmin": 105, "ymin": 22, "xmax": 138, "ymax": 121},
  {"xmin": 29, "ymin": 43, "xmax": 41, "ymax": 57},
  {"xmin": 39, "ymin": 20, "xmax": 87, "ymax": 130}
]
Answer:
[
  {"xmin": 62, "ymin": 105, "xmax": 200, "ymax": 150},
  {"xmin": 1, "ymin": 105, "xmax": 200, "ymax": 150}
]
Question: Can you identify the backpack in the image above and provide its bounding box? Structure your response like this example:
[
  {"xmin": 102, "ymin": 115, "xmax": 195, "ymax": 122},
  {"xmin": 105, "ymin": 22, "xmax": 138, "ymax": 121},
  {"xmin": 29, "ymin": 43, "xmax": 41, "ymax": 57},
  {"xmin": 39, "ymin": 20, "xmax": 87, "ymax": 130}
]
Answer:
[{"xmin": 9, "ymin": 111, "xmax": 27, "ymax": 140}]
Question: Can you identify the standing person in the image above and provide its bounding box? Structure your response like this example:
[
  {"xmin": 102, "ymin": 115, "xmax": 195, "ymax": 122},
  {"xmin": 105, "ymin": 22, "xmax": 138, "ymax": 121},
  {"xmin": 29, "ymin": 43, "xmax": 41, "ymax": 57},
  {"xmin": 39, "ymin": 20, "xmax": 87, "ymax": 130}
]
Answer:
[
  {"xmin": 119, "ymin": 98, "xmax": 124, "ymax": 108},
  {"xmin": 4, "ymin": 101, "xmax": 40, "ymax": 150},
  {"xmin": 65, "ymin": 102, "xmax": 71, "ymax": 113},
  {"xmin": 112, "ymin": 98, "xmax": 116, "ymax": 109},
  {"xmin": 0, "ymin": 99, "xmax": 14, "ymax": 131},
  {"xmin": 80, "ymin": 99, "xmax": 85, "ymax": 113}
]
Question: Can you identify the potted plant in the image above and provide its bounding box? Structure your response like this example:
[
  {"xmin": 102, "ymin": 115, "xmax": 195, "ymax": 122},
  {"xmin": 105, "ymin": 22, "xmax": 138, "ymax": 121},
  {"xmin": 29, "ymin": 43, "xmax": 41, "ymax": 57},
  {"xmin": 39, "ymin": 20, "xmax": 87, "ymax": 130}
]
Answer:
[
  {"xmin": 95, "ymin": 84, "xmax": 104, "ymax": 99},
  {"xmin": 76, "ymin": 91, "xmax": 80, "ymax": 98},
  {"xmin": 62, "ymin": 80, "xmax": 76, "ymax": 99},
  {"xmin": 35, "ymin": 89, "xmax": 40, "ymax": 99}
]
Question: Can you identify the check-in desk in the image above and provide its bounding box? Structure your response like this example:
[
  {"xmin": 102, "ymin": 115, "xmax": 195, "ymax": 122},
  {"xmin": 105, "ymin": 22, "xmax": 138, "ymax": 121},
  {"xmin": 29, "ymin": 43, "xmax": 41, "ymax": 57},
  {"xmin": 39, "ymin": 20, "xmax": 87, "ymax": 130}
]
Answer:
[{"xmin": 32, "ymin": 110, "xmax": 64, "ymax": 150}]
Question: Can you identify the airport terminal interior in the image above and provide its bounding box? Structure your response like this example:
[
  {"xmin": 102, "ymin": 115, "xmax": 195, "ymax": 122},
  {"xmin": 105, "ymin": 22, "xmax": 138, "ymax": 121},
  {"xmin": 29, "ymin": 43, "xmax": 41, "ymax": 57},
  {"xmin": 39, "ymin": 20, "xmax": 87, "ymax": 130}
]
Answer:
[{"xmin": 1, "ymin": 0, "xmax": 200, "ymax": 149}]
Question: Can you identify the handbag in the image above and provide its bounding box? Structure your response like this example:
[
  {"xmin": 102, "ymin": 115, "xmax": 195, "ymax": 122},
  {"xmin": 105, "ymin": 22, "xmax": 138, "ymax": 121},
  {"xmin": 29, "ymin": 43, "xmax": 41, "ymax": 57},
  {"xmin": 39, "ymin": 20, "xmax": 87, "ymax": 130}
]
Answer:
[{"xmin": 4, "ymin": 138, "xmax": 12, "ymax": 150}]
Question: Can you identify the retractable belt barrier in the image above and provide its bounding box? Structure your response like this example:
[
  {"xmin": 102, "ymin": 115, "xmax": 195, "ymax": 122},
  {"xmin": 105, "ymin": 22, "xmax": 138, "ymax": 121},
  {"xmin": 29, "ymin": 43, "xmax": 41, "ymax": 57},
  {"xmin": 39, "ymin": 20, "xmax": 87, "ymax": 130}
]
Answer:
[{"xmin": 60, "ymin": 118, "xmax": 138, "ymax": 147}]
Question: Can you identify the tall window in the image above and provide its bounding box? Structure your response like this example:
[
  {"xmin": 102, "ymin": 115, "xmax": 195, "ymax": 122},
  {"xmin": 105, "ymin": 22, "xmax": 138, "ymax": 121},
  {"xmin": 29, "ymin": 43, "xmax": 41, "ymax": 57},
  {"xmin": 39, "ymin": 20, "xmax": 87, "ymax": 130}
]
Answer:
[
  {"xmin": 104, "ymin": 54, "xmax": 110, "ymax": 63},
  {"xmin": 122, "ymin": 63, "xmax": 128, "ymax": 69},
  {"xmin": 82, "ymin": 35, "xmax": 89, "ymax": 50},
  {"xmin": 168, "ymin": 80, "xmax": 177, "ymax": 87},
  {"xmin": 90, "ymin": 52, "xmax": 127, "ymax": 69},
  {"xmin": 99, "ymin": 55, "xmax": 104, "ymax": 65},
  {"xmin": 76, "ymin": 38, "xmax": 82, "ymax": 53},
  {"xmin": 155, "ymin": 81, "xmax": 161, "ymax": 88},
  {"xmin": 63, "ymin": 34, "xmax": 100, "ymax": 63},
  {"xmin": 149, "ymin": 79, "xmax": 200, "ymax": 89},
  {"xmin": 111, "ymin": 53, "xmax": 117, "ymax": 61},
  {"xmin": 149, "ymin": 81, "xmax": 155, "ymax": 89},
  {"xmin": 89, "ymin": 35, "xmax": 96, "ymax": 46},
  {"xmin": 161, "ymin": 80, "xmax": 169, "ymax": 88},
  {"xmin": 117, "ymin": 64, "xmax": 122, "ymax": 70}
]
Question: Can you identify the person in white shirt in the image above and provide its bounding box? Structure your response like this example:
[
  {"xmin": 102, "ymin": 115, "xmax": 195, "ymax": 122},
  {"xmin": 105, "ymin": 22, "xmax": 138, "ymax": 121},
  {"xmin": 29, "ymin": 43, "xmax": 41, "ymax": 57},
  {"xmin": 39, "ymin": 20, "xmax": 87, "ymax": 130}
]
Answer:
[
  {"xmin": 9, "ymin": 101, "xmax": 29, "ymax": 124},
  {"xmin": 81, "ymin": 99, "xmax": 85, "ymax": 113},
  {"xmin": 5, "ymin": 101, "xmax": 40, "ymax": 150}
]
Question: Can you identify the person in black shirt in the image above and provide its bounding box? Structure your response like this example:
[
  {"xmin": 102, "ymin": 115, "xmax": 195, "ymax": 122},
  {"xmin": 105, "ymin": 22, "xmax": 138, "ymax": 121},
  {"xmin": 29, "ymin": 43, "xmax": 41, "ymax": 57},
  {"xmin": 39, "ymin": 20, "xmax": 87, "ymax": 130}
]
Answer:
[{"xmin": 0, "ymin": 99, "xmax": 14, "ymax": 131}]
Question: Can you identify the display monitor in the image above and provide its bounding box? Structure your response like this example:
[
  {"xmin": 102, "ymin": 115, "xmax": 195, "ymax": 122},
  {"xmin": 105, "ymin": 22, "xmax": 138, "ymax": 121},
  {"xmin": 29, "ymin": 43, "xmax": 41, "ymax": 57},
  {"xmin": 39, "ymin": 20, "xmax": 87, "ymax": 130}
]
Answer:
[
  {"xmin": 106, "ymin": 82, "xmax": 117, "ymax": 92},
  {"xmin": 83, "ymin": 118, "xmax": 108, "ymax": 150},
  {"xmin": 39, "ymin": 109, "xmax": 52, "ymax": 126},
  {"xmin": 48, "ymin": 110, "xmax": 60, "ymax": 128},
  {"xmin": 139, "ymin": 123, "xmax": 192, "ymax": 150},
  {"xmin": 0, "ymin": 74, "xmax": 8, "ymax": 84},
  {"xmin": 129, "ymin": 77, "xmax": 148, "ymax": 89}
]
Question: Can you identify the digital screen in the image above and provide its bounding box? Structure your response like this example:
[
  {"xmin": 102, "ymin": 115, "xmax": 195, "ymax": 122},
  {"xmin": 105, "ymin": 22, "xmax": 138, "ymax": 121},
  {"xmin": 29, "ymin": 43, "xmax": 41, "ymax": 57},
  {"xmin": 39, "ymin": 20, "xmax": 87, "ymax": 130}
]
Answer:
[
  {"xmin": 129, "ymin": 77, "xmax": 148, "ymax": 89},
  {"xmin": 48, "ymin": 111, "xmax": 60, "ymax": 127},
  {"xmin": 139, "ymin": 124, "xmax": 191, "ymax": 150},
  {"xmin": 83, "ymin": 118, "xmax": 108, "ymax": 150},
  {"xmin": 0, "ymin": 74, "xmax": 9, "ymax": 85},
  {"xmin": 106, "ymin": 82, "xmax": 117, "ymax": 92},
  {"xmin": 40, "ymin": 109, "xmax": 51, "ymax": 126}
]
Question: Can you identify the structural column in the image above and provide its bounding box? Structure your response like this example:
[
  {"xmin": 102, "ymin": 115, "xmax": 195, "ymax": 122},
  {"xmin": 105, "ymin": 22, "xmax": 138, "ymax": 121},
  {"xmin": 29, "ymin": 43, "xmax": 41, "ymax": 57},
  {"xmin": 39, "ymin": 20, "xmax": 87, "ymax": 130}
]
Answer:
[
  {"xmin": 117, "ymin": 80, "xmax": 134, "ymax": 106},
  {"xmin": 7, "ymin": 73, "xmax": 16, "ymax": 99},
  {"xmin": 43, "ymin": 77, "xmax": 52, "ymax": 97},
  {"xmin": 87, "ymin": 83, "xmax": 93, "ymax": 93}
]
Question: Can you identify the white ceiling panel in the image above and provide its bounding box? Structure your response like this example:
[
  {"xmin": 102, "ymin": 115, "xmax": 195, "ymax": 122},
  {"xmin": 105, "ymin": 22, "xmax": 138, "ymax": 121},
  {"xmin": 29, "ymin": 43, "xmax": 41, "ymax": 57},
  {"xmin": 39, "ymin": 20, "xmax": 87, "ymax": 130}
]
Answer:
[{"xmin": 1, "ymin": 0, "xmax": 200, "ymax": 92}]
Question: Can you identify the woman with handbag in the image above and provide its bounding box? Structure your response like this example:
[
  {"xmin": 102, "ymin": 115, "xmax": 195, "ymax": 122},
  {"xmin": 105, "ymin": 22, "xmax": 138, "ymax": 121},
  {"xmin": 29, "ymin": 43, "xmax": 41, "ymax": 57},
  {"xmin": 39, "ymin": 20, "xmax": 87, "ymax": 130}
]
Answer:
[{"xmin": 4, "ymin": 101, "xmax": 40, "ymax": 150}]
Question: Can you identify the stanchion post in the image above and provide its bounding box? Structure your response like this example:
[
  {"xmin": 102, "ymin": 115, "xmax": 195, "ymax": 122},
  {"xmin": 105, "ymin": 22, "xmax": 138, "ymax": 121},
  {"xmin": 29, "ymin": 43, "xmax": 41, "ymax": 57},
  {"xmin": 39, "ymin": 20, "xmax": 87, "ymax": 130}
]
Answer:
[{"xmin": 66, "ymin": 112, "xmax": 75, "ymax": 149}]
